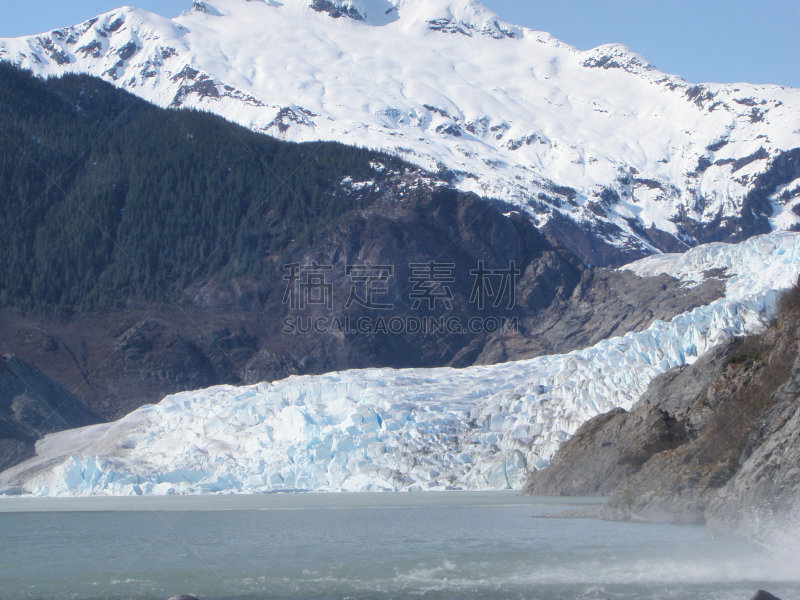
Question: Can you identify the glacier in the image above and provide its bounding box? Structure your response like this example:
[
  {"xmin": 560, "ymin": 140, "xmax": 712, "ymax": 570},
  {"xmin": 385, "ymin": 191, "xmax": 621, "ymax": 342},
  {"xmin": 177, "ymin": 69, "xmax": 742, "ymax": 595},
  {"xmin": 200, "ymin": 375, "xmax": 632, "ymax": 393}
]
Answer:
[
  {"xmin": 1, "ymin": 0, "xmax": 800, "ymax": 257},
  {"xmin": 3, "ymin": 232, "xmax": 800, "ymax": 497}
]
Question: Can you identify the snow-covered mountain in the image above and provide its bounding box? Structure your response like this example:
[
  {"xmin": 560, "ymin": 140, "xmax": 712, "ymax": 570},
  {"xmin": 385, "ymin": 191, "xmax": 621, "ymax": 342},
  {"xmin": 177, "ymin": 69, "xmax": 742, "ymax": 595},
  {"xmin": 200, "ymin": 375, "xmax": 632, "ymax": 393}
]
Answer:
[
  {"xmin": 3, "ymin": 0, "xmax": 800, "ymax": 263},
  {"xmin": 3, "ymin": 232, "xmax": 799, "ymax": 497}
]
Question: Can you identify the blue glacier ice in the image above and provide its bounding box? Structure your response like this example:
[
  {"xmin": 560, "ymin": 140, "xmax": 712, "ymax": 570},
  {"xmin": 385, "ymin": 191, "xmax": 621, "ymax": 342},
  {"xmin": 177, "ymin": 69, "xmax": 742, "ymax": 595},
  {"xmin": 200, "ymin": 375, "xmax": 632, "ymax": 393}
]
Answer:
[{"xmin": 4, "ymin": 232, "xmax": 800, "ymax": 496}]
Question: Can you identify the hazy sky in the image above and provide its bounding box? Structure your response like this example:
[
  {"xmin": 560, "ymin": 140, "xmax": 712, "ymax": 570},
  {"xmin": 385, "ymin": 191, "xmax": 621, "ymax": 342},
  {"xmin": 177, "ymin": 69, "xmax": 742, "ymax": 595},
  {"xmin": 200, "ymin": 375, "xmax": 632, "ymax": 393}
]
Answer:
[{"xmin": 0, "ymin": 0, "xmax": 798, "ymax": 88}]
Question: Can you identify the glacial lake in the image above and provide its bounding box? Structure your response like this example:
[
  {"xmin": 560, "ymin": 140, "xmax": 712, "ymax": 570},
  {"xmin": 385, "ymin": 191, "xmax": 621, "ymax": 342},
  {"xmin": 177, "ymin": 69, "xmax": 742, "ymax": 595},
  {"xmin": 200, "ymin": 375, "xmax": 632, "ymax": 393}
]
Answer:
[{"xmin": 1, "ymin": 491, "xmax": 798, "ymax": 600}]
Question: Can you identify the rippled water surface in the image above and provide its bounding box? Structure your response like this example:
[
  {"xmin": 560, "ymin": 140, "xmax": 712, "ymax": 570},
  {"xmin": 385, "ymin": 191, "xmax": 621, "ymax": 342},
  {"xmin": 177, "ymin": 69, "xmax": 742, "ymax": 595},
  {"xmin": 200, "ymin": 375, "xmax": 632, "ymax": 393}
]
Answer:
[{"xmin": 1, "ymin": 492, "xmax": 797, "ymax": 600}]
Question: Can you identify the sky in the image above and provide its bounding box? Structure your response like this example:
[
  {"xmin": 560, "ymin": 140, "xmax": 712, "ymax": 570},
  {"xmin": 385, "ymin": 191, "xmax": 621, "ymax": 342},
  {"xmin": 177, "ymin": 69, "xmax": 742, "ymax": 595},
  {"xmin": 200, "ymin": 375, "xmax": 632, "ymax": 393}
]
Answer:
[{"xmin": 0, "ymin": 0, "xmax": 798, "ymax": 88}]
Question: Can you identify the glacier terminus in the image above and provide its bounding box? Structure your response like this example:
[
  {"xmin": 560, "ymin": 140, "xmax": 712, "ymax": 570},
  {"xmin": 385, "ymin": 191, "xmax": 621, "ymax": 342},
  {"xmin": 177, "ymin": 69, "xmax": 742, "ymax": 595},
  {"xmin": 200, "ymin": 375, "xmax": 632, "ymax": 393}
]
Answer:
[{"xmin": 3, "ymin": 233, "xmax": 799, "ymax": 496}]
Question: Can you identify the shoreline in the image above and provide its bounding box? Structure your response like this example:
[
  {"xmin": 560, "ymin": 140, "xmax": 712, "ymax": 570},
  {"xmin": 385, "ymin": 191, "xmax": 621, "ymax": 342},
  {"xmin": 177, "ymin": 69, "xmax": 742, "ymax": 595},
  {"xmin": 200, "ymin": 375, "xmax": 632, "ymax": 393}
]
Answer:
[{"xmin": 0, "ymin": 490, "xmax": 608, "ymax": 513}]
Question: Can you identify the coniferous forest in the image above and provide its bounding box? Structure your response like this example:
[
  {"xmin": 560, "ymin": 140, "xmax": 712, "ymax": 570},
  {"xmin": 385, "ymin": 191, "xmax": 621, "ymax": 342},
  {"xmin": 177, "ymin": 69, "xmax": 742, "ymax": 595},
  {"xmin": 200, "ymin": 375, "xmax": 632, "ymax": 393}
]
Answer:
[{"xmin": 0, "ymin": 61, "xmax": 404, "ymax": 311}]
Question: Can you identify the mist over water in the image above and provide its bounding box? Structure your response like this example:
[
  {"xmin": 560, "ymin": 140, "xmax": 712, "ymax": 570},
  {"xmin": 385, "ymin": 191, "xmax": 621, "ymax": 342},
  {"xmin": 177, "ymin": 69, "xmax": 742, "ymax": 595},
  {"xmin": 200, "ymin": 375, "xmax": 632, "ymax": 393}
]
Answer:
[{"xmin": 1, "ymin": 493, "xmax": 798, "ymax": 600}]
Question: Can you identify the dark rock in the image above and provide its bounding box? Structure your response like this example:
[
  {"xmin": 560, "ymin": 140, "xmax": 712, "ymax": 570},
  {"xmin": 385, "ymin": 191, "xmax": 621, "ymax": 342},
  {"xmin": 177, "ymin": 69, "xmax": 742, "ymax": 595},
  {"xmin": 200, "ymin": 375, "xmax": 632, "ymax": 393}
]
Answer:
[
  {"xmin": 540, "ymin": 210, "xmax": 646, "ymax": 268},
  {"xmin": 116, "ymin": 40, "xmax": 138, "ymax": 62},
  {"xmin": 638, "ymin": 338, "xmax": 735, "ymax": 423},
  {"xmin": 706, "ymin": 348, "xmax": 800, "ymax": 532},
  {"xmin": 435, "ymin": 123, "xmax": 463, "ymax": 137},
  {"xmin": 240, "ymin": 350, "xmax": 301, "ymax": 384},
  {"xmin": 105, "ymin": 17, "xmax": 125, "ymax": 32},
  {"xmin": 601, "ymin": 442, "xmax": 720, "ymax": 524},
  {"xmin": 265, "ymin": 106, "xmax": 315, "ymax": 133},
  {"xmin": 427, "ymin": 18, "xmax": 475, "ymax": 36},
  {"xmin": 77, "ymin": 40, "xmax": 103, "ymax": 59},
  {"xmin": 309, "ymin": 0, "xmax": 365, "ymax": 21},
  {"xmin": 482, "ymin": 268, "xmax": 725, "ymax": 366},
  {"xmin": 732, "ymin": 147, "xmax": 769, "ymax": 173},
  {"xmin": 706, "ymin": 138, "xmax": 729, "ymax": 152},
  {"xmin": 171, "ymin": 75, "xmax": 219, "ymax": 107},
  {"xmin": 0, "ymin": 355, "xmax": 102, "ymax": 471},
  {"xmin": 523, "ymin": 403, "xmax": 687, "ymax": 497},
  {"xmin": 751, "ymin": 591, "xmax": 782, "ymax": 600},
  {"xmin": 523, "ymin": 305, "xmax": 800, "ymax": 528}
]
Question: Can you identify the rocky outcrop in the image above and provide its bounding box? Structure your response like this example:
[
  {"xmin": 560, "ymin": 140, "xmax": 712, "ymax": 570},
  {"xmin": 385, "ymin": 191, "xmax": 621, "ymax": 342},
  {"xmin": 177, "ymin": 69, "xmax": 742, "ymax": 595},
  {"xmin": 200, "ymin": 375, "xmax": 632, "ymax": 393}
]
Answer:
[
  {"xmin": 522, "ymin": 404, "xmax": 687, "ymax": 496},
  {"xmin": 637, "ymin": 339, "xmax": 736, "ymax": 422},
  {"xmin": 310, "ymin": 0, "xmax": 366, "ymax": 21},
  {"xmin": 602, "ymin": 437, "xmax": 725, "ymax": 523},
  {"xmin": 751, "ymin": 591, "xmax": 783, "ymax": 600},
  {"xmin": 523, "ymin": 285, "xmax": 800, "ymax": 530},
  {"xmin": 522, "ymin": 341, "xmax": 732, "ymax": 499},
  {"xmin": 705, "ymin": 352, "xmax": 800, "ymax": 532},
  {"xmin": 0, "ymin": 355, "xmax": 101, "ymax": 471},
  {"xmin": 604, "ymin": 311, "xmax": 800, "ymax": 525},
  {"xmin": 476, "ymin": 268, "xmax": 725, "ymax": 365}
]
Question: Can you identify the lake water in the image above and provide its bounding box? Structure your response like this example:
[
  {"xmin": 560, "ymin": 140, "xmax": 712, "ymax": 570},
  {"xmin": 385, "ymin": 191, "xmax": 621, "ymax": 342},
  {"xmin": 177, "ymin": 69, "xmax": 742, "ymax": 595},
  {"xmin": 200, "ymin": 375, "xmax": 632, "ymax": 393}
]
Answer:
[{"xmin": 1, "ymin": 492, "xmax": 798, "ymax": 600}]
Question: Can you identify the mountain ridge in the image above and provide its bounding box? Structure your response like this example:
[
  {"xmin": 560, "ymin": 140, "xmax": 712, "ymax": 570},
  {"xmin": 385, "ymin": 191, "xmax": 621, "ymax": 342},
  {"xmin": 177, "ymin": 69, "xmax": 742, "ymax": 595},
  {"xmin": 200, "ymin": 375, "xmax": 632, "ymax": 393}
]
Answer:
[
  {"xmin": 4, "ymin": 0, "xmax": 800, "ymax": 265},
  {"xmin": 0, "ymin": 63, "xmax": 728, "ymax": 437}
]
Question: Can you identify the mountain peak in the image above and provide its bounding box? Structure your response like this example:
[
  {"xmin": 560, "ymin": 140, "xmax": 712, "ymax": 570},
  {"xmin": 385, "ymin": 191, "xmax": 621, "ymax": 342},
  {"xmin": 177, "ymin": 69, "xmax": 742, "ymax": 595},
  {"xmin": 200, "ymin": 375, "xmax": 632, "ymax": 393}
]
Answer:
[
  {"xmin": 183, "ymin": 1, "xmax": 226, "ymax": 17},
  {"xmin": 580, "ymin": 43, "xmax": 657, "ymax": 75},
  {"xmin": 307, "ymin": 0, "xmax": 400, "ymax": 26},
  {"xmin": 2, "ymin": 0, "xmax": 799, "ymax": 263},
  {"xmin": 179, "ymin": 0, "xmax": 521, "ymax": 35}
]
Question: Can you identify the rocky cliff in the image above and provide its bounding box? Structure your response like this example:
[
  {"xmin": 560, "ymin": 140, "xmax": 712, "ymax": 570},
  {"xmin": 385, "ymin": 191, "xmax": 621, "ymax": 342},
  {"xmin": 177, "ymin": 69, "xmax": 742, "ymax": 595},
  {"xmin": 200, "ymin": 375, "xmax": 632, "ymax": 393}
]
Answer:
[
  {"xmin": 705, "ymin": 285, "xmax": 800, "ymax": 532},
  {"xmin": 523, "ymin": 278, "xmax": 800, "ymax": 530},
  {"xmin": 0, "ymin": 355, "xmax": 101, "ymax": 472}
]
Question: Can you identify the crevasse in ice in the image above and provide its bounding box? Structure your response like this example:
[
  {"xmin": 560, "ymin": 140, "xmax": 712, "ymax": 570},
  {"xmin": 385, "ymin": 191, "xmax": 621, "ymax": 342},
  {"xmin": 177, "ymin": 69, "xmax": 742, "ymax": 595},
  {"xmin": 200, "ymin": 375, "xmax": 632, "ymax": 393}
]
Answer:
[{"xmin": 14, "ymin": 232, "xmax": 800, "ymax": 496}]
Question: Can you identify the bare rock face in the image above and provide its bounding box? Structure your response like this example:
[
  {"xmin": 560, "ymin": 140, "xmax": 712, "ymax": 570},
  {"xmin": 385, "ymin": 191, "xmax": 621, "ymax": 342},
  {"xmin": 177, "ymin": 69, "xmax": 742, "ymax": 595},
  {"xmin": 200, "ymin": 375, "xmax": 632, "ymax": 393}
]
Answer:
[
  {"xmin": 524, "ymin": 297, "xmax": 800, "ymax": 531},
  {"xmin": 240, "ymin": 350, "xmax": 302, "ymax": 384},
  {"xmin": 471, "ymin": 269, "xmax": 725, "ymax": 366},
  {"xmin": 638, "ymin": 339, "xmax": 736, "ymax": 423},
  {"xmin": 751, "ymin": 591, "xmax": 783, "ymax": 600},
  {"xmin": 522, "ymin": 404, "xmax": 687, "ymax": 497},
  {"xmin": 603, "ymin": 319, "xmax": 799, "ymax": 525},
  {"xmin": 0, "ymin": 355, "xmax": 101, "ymax": 471},
  {"xmin": 705, "ymin": 353, "xmax": 800, "ymax": 532},
  {"xmin": 601, "ymin": 439, "xmax": 733, "ymax": 524},
  {"xmin": 522, "ymin": 339, "xmax": 732, "ymax": 501}
]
